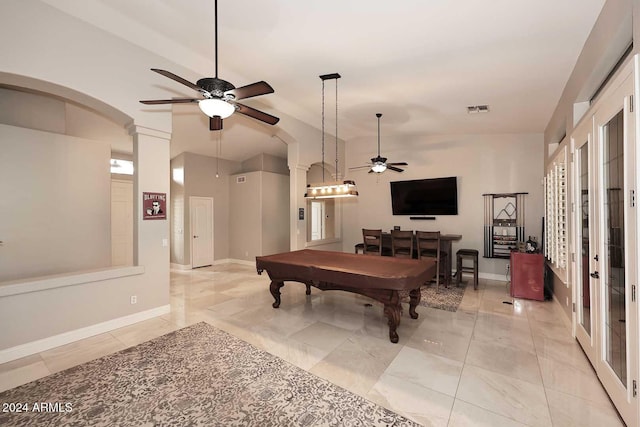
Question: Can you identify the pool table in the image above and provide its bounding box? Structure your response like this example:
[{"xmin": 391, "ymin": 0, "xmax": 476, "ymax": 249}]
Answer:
[{"xmin": 256, "ymin": 249, "xmax": 436, "ymax": 343}]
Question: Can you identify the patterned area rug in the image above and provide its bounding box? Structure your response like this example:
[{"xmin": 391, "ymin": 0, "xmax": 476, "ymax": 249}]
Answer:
[
  {"xmin": 399, "ymin": 282, "xmax": 467, "ymax": 312},
  {"xmin": 0, "ymin": 323, "xmax": 420, "ymax": 427}
]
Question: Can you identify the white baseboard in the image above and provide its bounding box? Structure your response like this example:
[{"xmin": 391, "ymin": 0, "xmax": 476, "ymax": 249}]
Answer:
[
  {"xmin": 479, "ymin": 272, "xmax": 510, "ymax": 282},
  {"xmin": 171, "ymin": 259, "xmax": 256, "ymax": 269},
  {"xmin": 552, "ymin": 293, "xmax": 574, "ymax": 332},
  {"xmin": 452, "ymin": 270, "xmax": 508, "ymax": 282},
  {"xmin": 214, "ymin": 258, "xmax": 255, "ymax": 267},
  {"xmin": 0, "ymin": 305, "xmax": 170, "ymax": 364}
]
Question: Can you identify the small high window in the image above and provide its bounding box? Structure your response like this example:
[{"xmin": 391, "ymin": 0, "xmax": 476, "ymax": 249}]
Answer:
[{"xmin": 110, "ymin": 159, "xmax": 134, "ymax": 175}]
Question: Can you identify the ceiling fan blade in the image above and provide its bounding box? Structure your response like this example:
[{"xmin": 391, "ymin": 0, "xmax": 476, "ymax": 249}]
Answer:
[
  {"xmin": 387, "ymin": 165, "xmax": 404, "ymax": 172},
  {"xmin": 235, "ymin": 102, "xmax": 280, "ymax": 125},
  {"xmin": 368, "ymin": 169, "xmax": 375, "ymax": 174},
  {"xmin": 348, "ymin": 165, "xmax": 372, "ymax": 170},
  {"xmin": 210, "ymin": 116, "xmax": 223, "ymax": 131},
  {"xmin": 387, "ymin": 162, "xmax": 408, "ymax": 166},
  {"xmin": 151, "ymin": 68, "xmax": 206, "ymax": 94},
  {"xmin": 139, "ymin": 98, "xmax": 199, "ymax": 105},
  {"xmin": 225, "ymin": 81, "xmax": 274, "ymax": 100}
]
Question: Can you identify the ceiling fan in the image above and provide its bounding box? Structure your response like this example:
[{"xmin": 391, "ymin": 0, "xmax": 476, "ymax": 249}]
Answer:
[
  {"xmin": 351, "ymin": 113, "xmax": 408, "ymax": 174},
  {"xmin": 139, "ymin": 0, "xmax": 279, "ymax": 131}
]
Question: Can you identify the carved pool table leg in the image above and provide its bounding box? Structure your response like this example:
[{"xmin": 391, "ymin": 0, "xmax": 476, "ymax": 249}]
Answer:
[
  {"xmin": 384, "ymin": 303, "xmax": 402, "ymax": 343},
  {"xmin": 270, "ymin": 280, "xmax": 284, "ymax": 308},
  {"xmin": 408, "ymin": 287, "xmax": 421, "ymax": 319},
  {"xmin": 305, "ymin": 282, "xmax": 311, "ymax": 295}
]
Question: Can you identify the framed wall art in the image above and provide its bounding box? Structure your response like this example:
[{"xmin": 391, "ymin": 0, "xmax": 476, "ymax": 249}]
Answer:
[{"xmin": 143, "ymin": 192, "xmax": 166, "ymax": 220}]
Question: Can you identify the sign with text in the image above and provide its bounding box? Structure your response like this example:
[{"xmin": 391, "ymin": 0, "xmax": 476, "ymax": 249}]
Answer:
[{"xmin": 143, "ymin": 192, "xmax": 166, "ymax": 220}]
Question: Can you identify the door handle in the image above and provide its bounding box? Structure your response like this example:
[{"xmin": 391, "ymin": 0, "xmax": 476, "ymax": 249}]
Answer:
[
  {"xmin": 193, "ymin": 235, "xmax": 198, "ymax": 239},
  {"xmin": 590, "ymin": 271, "xmax": 599, "ymax": 279},
  {"xmin": 594, "ymin": 255, "xmax": 599, "ymax": 261}
]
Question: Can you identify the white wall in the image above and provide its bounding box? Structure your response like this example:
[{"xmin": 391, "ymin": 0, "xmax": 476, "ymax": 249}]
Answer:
[
  {"xmin": 0, "ymin": 124, "xmax": 111, "ymax": 281},
  {"xmin": 343, "ymin": 133, "xmax": 544, "ymax": 277},
  {"xmin": 170, "ymin": 153, "xmax": 186, "ymax": 265}
]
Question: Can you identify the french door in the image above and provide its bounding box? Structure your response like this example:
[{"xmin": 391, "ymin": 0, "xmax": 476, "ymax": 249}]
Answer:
[
  {"xmin": 572, "ymin": 118, "xmax": 596, "ymax": 364},
  {"xmin": 576, "ymin": 63, "xmax": 638, "ymax": 426}
]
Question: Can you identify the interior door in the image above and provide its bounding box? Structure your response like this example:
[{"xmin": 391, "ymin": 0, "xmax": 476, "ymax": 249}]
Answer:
[
  {"xmin": 310, "ymin": 201, "xmax": 324, "ymax": 241},
  {"xmin": 572, "ymin": 118, "xmax": 597, "ymax": 365},
  {"xmin": 111, "ymin": 179, "xmax": 133, "ymax": 266},
  {"xmin": 592, "ymin": 68, "xmax": 637, "ymax": 427},
  {"xmin": 190, "ymin": 196, "xmax": 214, "ymax": 268}
]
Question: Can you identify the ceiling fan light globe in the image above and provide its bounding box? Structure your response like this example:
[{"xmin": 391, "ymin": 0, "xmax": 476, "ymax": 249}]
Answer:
[
  {"xmin": 372, "ymin": 163, "xmax": 387, "ymax": 173},
  {"xmin": 198, "ymin": 98, "xmax": 235, "ymax": 119}
]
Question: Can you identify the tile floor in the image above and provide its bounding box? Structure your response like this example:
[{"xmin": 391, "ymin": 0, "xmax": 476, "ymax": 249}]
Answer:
[{"xmin": 0, "ymin": 263, "xmax": 625, "ymax": 426}]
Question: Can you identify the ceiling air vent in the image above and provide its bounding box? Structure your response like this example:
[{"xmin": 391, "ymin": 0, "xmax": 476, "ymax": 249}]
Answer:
[
  {"xmin": 467, "ymin": 105, "xmax": 490, "ymax": 114},
  {"xmin": 236, "ymin": 176, "xmax": 246, "ymax": 184}
]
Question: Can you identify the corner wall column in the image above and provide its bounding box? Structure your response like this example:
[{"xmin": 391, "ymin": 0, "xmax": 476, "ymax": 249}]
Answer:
[
  {"xmin": 287, "ymin": 141, "xmax": 310, "ymax": 251},
  {"xmin": 128, "ymin": 124, "xmax": 171, "ymax": 304}
]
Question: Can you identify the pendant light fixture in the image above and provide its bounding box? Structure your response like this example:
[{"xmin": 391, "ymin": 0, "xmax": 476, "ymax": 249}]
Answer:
[{"xmin": 304, "ymin": 73, "xmax": 358, "ymax": 199}]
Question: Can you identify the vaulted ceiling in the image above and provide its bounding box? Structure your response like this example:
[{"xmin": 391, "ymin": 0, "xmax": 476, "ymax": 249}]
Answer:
[{"xmin": 43, "ymin": 0, "xmax": 605, "ymax": 161}]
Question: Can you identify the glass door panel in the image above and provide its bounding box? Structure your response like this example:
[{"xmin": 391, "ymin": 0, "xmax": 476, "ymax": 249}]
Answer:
[
  {"xmin": 573, "ymin": 118, "xmax": 597, "ymax": 366},
  {"xmin": 578, "ymin": 143, "xmax": 592, "ymax": 336},
  {"xmin": 602, "ymin": 110, "xmax": 626, "ymax": 386}
]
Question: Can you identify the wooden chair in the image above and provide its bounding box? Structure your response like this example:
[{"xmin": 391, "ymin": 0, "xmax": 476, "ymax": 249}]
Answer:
[
  {"xmin": 362, "ymin": 229, "xmax": 383, "ymax": 255},
  {"xmin": 416, "ymin": 231, "xmax": 448, "ymax": 291},
  {"xmin": 391, "ymin": 230, "xmax": 414, "ymax": 258}
]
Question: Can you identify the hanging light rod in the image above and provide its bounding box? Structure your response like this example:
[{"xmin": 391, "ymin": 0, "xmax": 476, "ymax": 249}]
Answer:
[{"xmin": 304, "ymin": 72, "xmax": 358, "ymax": 199}]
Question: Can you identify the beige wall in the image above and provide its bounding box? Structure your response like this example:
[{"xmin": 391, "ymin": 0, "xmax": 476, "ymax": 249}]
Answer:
[
  {"xmin": 229, "ymin": 170, "xmax": 290, "ymax": 261},
  {"xmin": 242, "ymin": 153, "xmax": 289, "ymax": 175},
  {"xmin": 179, "ymin": 153, "xmax": 241, "ymax": 265},
  {"xmin": 262, "ymin": 172, "xmax": 290, "ymax": 256},
  {"xmin": 171, "ymin": 152, "xmax": 289, "ymax": 266},
  {"xmin": 544, "ymin": 0, "xmax": 635, "ymax": 152},
  {"xmin": 344, "ymin": 133, "xmax": 544, "ymax": 278},
  {"xmin": 0, "ymin": 124, "xmax": 111, "ymax": 281},
  {"xmin": 230, "ymin": 171, "xmax": 262, "ymax": 260},
  {"xmin": 0, "ymin": 1, "xmax": 172, "ymax": 358}
]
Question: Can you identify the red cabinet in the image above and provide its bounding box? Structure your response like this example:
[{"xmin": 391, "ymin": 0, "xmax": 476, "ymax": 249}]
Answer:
[{"xmin": 510, "ymin": 252, "xmax": 545, "ymax": 301}]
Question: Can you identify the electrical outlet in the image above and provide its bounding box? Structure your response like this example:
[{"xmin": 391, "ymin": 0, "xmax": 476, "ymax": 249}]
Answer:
[
  {"xmin": 245, "ymin": 251, "xmax": 249, "ymax": 257},
  {"xmin": 130, "ymin": 295, "xmax": 137, "ymax": 305}
]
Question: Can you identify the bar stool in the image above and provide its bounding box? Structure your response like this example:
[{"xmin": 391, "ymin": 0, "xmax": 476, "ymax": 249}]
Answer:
[{"xmin": 456, "ymin": 249, "xmax": 479, "ymax": 290}]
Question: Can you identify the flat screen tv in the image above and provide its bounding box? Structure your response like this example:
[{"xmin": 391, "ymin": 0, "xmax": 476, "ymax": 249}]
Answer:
[{"xmin": 390, "ymin": 177, "xmax": 458, "ymax": 215}]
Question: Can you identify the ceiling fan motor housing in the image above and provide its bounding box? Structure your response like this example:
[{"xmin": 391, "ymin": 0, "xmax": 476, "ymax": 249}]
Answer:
[{"xmin": 197, "ymin": 77, "xmax": 235, "ymax": 98}]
